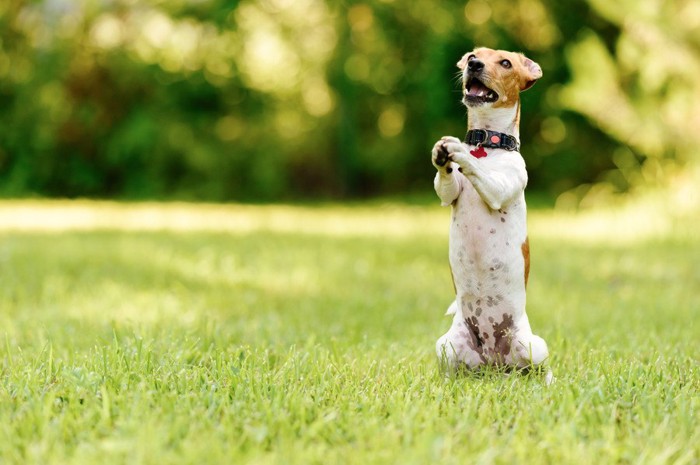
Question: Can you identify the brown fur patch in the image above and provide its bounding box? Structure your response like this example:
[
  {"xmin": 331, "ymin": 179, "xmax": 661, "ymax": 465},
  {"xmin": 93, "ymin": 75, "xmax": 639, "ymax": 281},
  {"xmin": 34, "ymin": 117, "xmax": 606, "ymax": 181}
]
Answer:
[
  {"xmin": 492, "ymin": 313, "xmax": 514, "ymax": 359},
  {"xmin": 493, "ymin": 313, "xmax": 514, "ymax": 362},
  {"xmin": 521, "ymin": 237, "xmax": 530, "ymax": 288},
  {"xmin": 465, "ymin": 316, "xmax": 484, "ymax": 349},
  {"xmin": 464, "ymin": 316, "xmax": 488, "ymax": 364}
]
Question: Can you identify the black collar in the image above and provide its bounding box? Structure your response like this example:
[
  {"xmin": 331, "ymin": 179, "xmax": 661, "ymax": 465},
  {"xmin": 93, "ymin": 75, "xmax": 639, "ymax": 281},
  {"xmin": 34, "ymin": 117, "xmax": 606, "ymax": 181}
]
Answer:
[{"xmin": 465, "ymin": 129, "xmax": 520, "ymax": 152}]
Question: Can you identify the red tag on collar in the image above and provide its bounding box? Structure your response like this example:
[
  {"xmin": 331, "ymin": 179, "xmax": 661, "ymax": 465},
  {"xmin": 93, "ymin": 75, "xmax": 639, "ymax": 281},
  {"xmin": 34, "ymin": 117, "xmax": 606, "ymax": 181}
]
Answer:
[{"xmin": 470, "ymin": 146, "xmax": 488, "ymax": 159}]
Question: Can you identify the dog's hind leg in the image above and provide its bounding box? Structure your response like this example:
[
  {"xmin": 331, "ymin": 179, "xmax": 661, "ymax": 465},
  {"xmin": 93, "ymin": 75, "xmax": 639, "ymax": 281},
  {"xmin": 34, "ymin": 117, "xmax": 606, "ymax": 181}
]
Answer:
[
  {"xmin": 514, "ymin": 333, "xmax": 549, "ymax": 366},
  {"xmin": 436, "ymin": 303, "xmax": 484, "ymax": 370}
]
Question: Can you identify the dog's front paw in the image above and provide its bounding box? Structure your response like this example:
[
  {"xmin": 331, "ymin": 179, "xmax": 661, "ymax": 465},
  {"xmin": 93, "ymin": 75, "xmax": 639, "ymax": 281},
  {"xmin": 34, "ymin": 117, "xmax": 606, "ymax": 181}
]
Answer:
[
  {"xmin": 432, "ymin": 136, "xmax": 464, "ymax": 169},
  {"xmin": 432, "ymin": 140, "xmax": 450, "ymax": 168},
  {"xmin": 440, "ymin": 137, "xmax": 467, "ymax": 156},
  {"xmin": 439, "ymin": 139, "xmax": 472, "ymax": 172},
  {"xmin": 448, "ymin": 150, "xmax": 470, "ymax": 168}
]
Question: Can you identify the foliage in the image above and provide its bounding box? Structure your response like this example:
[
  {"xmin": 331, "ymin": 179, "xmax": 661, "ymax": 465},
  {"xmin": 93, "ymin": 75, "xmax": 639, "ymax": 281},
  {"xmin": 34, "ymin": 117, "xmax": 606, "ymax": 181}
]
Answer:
[
  {"xmin": 560, "ymin": 0, "xmax": 700, "ymax": 206},
  {"xmin": 0, "ymin": 201, "xmax": 699, "ymax": 463},
  {"xmin": 0, "ymin": 0, "xmax": 698, "ymax": 201}
]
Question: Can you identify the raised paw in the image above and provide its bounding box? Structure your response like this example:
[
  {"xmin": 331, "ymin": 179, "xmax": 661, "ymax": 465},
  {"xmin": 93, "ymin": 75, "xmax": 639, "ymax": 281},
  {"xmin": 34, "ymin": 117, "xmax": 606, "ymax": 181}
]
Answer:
[
  {"xmin": 440, "ymin": 137, "xmax": 467, "ymax": 157},
  {"xmin": 432, "ymin": 137, "xmax": 461, "ymax": 169},
  {"xmin": 431, "ymin": 140, "xmax": 450, "ymax": 170},
  {"xmin": 432, "ymin": 141, "xmax": 450, "ymax": 167}
]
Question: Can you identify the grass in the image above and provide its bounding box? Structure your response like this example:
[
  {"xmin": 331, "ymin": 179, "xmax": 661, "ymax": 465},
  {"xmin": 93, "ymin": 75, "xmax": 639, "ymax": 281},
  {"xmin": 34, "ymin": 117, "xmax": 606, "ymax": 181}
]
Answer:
[{"xmin": 0, "ymin": 200, "xmax": 698, "ymax": 464}]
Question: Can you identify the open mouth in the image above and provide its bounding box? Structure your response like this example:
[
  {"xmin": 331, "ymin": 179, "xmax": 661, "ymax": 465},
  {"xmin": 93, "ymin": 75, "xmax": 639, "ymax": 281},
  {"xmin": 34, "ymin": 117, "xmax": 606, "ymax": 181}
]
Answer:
[{"xmin": 464, "ymin": 77, "xmax": 498, "ymax": 104}]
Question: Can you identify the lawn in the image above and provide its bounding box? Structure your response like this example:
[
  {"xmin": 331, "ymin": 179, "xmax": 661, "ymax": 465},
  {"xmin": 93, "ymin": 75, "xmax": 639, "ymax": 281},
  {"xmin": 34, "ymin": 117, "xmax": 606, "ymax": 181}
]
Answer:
[{"xmin": 0, "ymin": 200, "xmax": 698, "ymax": 464}]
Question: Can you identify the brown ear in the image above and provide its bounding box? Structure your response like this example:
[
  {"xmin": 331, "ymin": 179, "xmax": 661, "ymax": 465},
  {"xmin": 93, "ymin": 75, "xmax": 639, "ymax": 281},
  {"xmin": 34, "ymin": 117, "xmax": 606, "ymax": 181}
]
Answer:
[
  {"xmin": 457, "ymin": 54, "xmax": 470, "ymax": 70},
  {"xmin": 520, "ymin": 56, "xmax": 542, "ymax": 91}
]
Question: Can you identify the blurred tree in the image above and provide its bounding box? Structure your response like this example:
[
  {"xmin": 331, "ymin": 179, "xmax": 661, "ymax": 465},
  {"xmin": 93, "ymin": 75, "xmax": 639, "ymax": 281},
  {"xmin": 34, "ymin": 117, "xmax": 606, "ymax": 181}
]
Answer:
[
  {"xmin": 560, "ymin": 0, "xmax": 700, "ymax": 207},
  {"xmin": 0, "ymin": 0, "xmax": 697, "ymax": 203}
]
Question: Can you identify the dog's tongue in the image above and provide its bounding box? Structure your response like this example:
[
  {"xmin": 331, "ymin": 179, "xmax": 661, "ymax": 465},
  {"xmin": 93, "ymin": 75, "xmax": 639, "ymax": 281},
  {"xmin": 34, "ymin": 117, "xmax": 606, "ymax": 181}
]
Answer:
[{"xmin": 468, "ymin": 80, "xmax": 490, "ymax": 97}]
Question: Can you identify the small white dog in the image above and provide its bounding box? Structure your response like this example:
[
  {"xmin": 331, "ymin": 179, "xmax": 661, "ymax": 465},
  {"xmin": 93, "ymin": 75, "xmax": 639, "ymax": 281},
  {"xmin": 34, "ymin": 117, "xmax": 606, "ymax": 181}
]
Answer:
[{"xmin": 432, "ymin": 47, "xmax": 549, "ymax": 372}]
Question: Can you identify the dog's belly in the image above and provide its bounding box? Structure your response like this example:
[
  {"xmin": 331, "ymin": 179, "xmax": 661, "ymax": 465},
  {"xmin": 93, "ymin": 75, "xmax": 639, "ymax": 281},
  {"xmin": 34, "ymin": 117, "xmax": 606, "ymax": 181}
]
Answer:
[{"xmin": 448, "ymin": 180, "xmax": 529, "ymax": 362}]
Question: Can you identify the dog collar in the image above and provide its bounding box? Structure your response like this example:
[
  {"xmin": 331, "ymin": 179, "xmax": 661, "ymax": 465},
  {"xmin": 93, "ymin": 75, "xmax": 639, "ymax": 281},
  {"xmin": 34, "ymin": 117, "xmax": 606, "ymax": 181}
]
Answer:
[{"xmin": 465, "ymin": 129, "xmax": 520, "ymax": 152}]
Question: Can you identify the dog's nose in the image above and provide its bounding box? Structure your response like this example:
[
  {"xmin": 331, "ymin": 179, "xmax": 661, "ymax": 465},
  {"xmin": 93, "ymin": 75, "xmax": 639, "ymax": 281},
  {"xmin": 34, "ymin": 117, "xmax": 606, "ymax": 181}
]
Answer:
[{"xmin": 468, "ymin": 59, "xmax": 484, "ymax": 73}]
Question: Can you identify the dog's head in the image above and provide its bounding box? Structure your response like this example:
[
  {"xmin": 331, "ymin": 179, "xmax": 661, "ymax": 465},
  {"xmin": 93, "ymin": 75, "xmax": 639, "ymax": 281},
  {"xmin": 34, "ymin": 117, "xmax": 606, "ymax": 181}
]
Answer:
[{"xmin": 457, "ymin": 47, "xmax": 542, "ymax": 108}]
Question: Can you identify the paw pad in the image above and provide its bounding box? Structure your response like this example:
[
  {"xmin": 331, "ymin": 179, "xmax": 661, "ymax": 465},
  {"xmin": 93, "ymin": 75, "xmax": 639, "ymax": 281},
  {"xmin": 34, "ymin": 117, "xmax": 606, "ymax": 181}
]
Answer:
[{"xmin": 435, "ymin": 144, "xmax": 449, "ymax": 166}]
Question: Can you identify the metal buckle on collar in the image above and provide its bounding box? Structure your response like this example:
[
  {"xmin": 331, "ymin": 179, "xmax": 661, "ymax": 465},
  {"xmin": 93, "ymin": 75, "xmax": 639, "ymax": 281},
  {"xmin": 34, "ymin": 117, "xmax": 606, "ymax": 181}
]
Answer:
[
  {"xmin": 503, "ymin": 135, "xmax": 518, "ymax": 151},
  {"xmin": 472, "ymin": 129, "xmax": 487, "ymax": 146}
]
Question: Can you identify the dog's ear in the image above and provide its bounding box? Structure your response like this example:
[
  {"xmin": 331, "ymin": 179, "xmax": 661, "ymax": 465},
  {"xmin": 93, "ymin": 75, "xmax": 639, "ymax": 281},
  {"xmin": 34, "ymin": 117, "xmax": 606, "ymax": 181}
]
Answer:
[
  {"xmin": 519, "ymin": 56, "xmax": 542, "ymax": 91},
  {"xmin": 457, "ymin": 54, "xmax": 470, "ymax": 70}
]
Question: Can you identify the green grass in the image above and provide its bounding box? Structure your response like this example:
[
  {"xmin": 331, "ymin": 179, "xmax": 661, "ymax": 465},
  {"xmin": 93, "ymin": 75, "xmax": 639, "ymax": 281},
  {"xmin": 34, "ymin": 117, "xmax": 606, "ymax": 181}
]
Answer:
[{"xmin": 0, "ymin": 201, "xmax": 698, "ymax": 464}]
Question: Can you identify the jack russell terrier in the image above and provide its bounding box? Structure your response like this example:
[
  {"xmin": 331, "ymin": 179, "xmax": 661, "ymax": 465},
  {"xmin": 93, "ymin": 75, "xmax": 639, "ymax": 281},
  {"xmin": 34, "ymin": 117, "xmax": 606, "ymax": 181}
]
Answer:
[{"xmin": 432, "ymin": 47, "xmax": 550, "ymax": 373}]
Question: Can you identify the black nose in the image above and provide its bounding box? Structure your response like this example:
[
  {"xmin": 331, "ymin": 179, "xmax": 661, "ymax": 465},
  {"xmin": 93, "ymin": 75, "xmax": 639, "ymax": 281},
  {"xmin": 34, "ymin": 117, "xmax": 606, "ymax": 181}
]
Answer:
[{"xmin": 468, "ymin": 59, "xmax": 484, "ymax": 73}]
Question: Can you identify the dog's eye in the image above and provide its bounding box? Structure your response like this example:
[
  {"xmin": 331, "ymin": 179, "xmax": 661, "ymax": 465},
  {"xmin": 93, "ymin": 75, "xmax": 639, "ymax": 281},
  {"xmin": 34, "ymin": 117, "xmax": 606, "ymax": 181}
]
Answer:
[{"xmin": 500, "ymin": 59, "xmax": 512, "ymax": 69}]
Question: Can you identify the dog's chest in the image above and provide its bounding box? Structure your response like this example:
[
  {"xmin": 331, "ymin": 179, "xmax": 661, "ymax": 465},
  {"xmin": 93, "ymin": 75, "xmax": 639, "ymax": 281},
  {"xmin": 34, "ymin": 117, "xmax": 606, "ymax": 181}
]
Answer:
[{"xmin": 448, "ymin": 177, "xmax": 527, "ymax": 299}]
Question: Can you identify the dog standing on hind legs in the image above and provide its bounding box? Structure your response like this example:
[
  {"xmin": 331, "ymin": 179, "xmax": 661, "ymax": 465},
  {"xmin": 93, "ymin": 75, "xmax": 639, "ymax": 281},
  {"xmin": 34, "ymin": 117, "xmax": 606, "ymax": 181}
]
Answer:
[{"xmin": 432, "ymin": 47, "xmax": 551, "ymax": 380}]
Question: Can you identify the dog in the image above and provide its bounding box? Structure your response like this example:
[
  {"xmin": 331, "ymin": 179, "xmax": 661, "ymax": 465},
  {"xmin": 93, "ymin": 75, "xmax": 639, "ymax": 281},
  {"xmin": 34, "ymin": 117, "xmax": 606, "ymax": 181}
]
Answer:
[{"xmin": 431, "ymin": 47, "xmax": 550, "ymax": 374}]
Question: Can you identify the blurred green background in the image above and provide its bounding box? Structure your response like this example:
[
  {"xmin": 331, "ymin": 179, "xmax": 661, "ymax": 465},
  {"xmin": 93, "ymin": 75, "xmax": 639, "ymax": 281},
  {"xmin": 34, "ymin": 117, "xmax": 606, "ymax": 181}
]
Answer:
[{"xmin": 1, "ymin": 0, "xmax": 698, "ymax": 204}]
